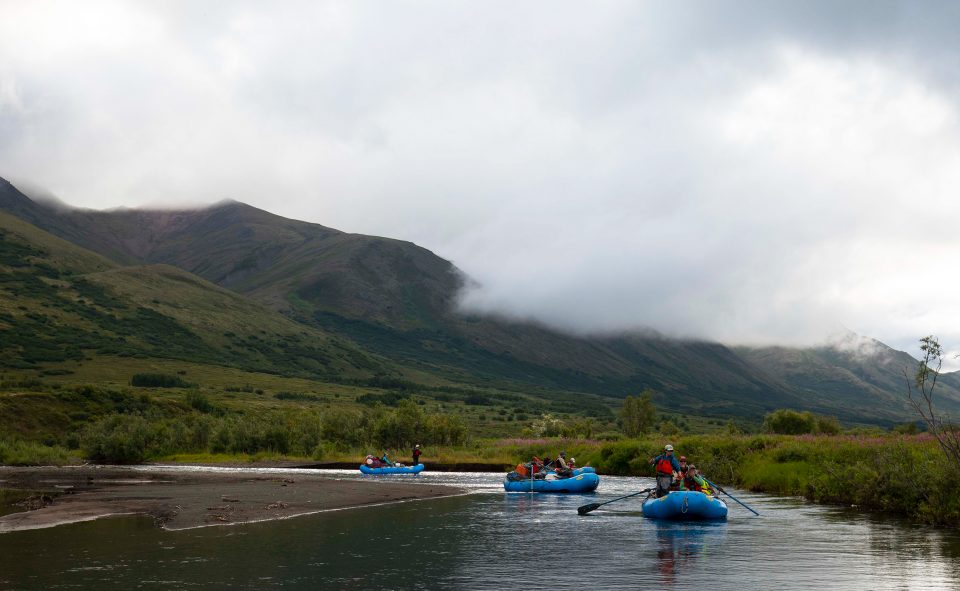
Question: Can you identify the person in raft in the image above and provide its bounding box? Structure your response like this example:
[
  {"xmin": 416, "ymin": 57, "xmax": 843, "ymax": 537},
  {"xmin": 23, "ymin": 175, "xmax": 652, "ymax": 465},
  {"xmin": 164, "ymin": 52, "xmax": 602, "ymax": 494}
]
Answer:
[
  {"xmin": 680, "ymin": 465, "xmax": 713, "ymax": 494},
  {"xmin": 554, "ymin": 451, "xmax": 573, "ymax": 478},
  {"xmin": 512, "ymin": 456, "xmax": 545, "ymax": 479},
  {"xmin": 649, "ymin": 444, "xmax": 681, "ymax": 497},
  {"xmin": 380, "ymin": 453, "xmax": 395, "ymax": 467},
  {"xmin": 412, "ymin": 444, "xmax": 422, "ymax": 466},
  {"xmin": 532, "ymin": 456, "xmax": 546, "ymax": 477}
]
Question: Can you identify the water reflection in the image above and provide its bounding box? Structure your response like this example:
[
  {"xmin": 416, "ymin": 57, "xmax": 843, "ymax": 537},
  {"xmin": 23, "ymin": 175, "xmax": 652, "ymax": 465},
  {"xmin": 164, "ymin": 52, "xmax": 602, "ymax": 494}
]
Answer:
[
  {"xmin": 653, "ymin": 521, "xmax": 727, "ymax": 586},
  {"xmin": 1, "ymin": 472, "xmax": 960, "ymax": 590}
]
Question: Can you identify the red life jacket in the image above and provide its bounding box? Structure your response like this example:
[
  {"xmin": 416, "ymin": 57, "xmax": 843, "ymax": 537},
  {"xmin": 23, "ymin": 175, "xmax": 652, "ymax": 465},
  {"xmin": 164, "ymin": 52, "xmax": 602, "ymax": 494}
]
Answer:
[{"xmin": 655, "ymin": 456, "xmax": 674, "ymax": 475}]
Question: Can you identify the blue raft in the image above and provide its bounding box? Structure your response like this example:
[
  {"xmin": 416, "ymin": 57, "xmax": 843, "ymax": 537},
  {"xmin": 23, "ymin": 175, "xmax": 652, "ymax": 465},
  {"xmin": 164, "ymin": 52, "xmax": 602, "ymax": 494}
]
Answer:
[
  {"xmin": 359, "ymin": 463, "xmax": 425, "ymax": 475},
  {"xmin": 503, "ymin": 467, "xmax": 599, "ymax": 493},
  {"xmin": 641, "ymin": 491, "xmax": 728, "ymax": 521}
]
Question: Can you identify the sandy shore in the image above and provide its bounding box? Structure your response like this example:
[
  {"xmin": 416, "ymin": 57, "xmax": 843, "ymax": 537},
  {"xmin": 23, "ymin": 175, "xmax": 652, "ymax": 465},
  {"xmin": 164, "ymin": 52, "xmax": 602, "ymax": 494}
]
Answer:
[{"xmin": 0, "ymin": 465, "xmax": 463, "ymax": 533}]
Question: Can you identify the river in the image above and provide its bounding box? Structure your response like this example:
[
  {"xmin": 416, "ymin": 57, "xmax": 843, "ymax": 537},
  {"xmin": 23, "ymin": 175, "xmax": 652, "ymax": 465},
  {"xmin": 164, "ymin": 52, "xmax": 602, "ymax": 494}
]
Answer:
[{"xmin": 1, "ymin": 468, "xmax": 958, "ymax": 590}]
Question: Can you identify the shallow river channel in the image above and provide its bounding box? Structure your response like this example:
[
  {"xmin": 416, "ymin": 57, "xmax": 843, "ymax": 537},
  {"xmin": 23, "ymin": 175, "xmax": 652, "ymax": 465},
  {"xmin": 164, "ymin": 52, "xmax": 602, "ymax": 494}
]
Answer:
[{"xmin": 2, "ymin": 468, "xmax": 959, "ymax": 590}]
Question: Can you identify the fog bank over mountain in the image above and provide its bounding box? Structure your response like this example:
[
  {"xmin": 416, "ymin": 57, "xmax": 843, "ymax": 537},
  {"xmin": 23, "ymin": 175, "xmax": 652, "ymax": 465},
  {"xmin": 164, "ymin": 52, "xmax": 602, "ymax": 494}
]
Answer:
[{"xmin": 3, "ymin": 1, "xmax": 960, "ymax": 362}]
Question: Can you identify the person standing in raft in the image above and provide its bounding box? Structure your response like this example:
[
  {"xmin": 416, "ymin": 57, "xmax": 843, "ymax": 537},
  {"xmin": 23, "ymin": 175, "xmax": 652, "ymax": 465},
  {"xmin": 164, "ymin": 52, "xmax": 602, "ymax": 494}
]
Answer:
[
  {"xmin": 649, "ymin": 444, "xmax": 681, "ymax": 498},
  {"xmin": 412, "ymin": 444, "xmax": 422, "ymax": 466}
]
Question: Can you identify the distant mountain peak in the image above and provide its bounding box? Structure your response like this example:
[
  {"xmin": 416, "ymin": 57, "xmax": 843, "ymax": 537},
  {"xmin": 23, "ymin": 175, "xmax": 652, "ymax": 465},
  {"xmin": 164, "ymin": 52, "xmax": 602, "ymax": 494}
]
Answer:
[{"xmin": 823, "ymin": 329, "xmax": 898, "ymax": 361}]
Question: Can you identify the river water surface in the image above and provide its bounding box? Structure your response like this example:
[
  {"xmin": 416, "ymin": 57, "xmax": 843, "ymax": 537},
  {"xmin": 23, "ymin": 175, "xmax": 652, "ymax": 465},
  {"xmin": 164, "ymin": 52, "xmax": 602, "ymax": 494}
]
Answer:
[{"xmin": 1, "ymin": 468, "xmax": 958, "ymax": 590}]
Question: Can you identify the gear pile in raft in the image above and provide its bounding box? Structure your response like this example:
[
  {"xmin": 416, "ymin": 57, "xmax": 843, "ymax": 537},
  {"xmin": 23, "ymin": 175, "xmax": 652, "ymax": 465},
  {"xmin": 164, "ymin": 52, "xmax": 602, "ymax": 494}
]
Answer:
[
  {"xmin": 503, "ymin": 451, "xmax": 600, "ymax": 493},
  {"xmin": 642, "ymin": 444, "xmax": 727, "ymax": 520}
]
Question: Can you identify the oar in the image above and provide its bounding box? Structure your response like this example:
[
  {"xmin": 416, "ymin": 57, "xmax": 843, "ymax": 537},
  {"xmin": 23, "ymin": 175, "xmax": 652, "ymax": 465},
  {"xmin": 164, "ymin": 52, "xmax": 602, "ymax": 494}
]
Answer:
[
  {"xmin": 577, "ymin": 487, "xmax": 653, "ymax": 515},
  {"xmin": 704, "ymin": 478, "xmax": 759, "ymax": 516}
]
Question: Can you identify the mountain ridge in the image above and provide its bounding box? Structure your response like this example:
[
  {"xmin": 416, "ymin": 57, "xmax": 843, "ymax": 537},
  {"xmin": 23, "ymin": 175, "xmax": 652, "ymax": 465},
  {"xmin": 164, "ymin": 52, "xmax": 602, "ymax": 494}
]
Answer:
[{"xmin": 2, "ymin": 176, "xmax": 954, "ymax": 424}]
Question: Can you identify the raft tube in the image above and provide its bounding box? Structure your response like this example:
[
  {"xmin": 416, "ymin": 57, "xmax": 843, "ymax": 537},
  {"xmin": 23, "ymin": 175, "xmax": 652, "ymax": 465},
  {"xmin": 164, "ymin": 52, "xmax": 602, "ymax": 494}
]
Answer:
[
  {"xmin": 641, "ymin": 491, "xmax": 728, "ymax": 521},
  {"xmin": 359, "ymin": 463, "xmax": 425, "ymax": 475},
  {"xmin": 503, "ymin": 467, "xmax": 599, "ymax": 493}
]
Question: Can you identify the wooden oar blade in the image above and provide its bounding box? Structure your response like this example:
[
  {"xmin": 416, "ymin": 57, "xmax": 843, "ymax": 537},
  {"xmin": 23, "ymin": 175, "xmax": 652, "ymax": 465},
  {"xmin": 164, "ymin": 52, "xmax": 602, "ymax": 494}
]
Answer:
[{"xmin": 577, "ymin": 503, "xmax": 602, "ymax": 515}]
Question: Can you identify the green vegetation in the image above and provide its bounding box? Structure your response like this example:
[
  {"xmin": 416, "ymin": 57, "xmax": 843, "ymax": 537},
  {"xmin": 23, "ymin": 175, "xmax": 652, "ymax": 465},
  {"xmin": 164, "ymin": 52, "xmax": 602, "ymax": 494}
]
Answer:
[
  {"xmin": 493, "ymin": 433, "xmax": 960, "ymax": 525},
  {"xmin": 130, "ymin": 373, "xmax": 195, "ymax": 388},
  {"xmin": 763, "ymin": 408, "xmax": 841, "ymax": 435},
  {"xmin": 5, "ymin": 191, "xmax": 960, "ymax": 526},
  {"xmin": 619, "ymin": 389, "xmax": 656, "ymax": 437},
  {"xmin": 0, "ymin": 438, "xmax": 74, "ymax": 466},
  {"xmin": 905, "ymin": 335, "xmax": 960, "ymax": 471},
  {"xmin": 76, "ymin": 399, "xmax": 468, "ymax": 464}
]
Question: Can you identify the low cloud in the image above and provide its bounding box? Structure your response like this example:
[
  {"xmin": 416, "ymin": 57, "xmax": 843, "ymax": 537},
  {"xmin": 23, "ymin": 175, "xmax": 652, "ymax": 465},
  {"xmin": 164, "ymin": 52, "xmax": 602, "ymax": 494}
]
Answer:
[{"xmin": 2, "ymin": 1, "xmax": 960, "ymax": 362}]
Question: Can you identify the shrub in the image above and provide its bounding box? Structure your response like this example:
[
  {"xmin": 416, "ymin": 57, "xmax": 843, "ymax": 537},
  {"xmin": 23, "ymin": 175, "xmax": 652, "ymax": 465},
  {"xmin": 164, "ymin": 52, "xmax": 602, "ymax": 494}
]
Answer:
[
  {"xmin": 424, "ymin": 414, "xmax": 468, "ymax": 446},
  {"xmin": 374, "ymin": 400, "xmax": 425, "ymax": 448},
  {"xmin": 763, "ymin": 409, "xmax": 816, "ymax": 434},
  {"xmin": 321, "ymin": 408, "xmax": 373, "ymax": 449},
  {"xmin": 764, "ymin": 409, "xmax": 842, "ymax": 435},
  {"xmin": 0, "ymin": 438, "xmax": 73, "ymax": 465},
  {"xmin": 815, "ymin": 415, "xmax": 841, "ymax": 435},
  {"xmin": 185, "ymin": 391, "xmax": 217, "ymax": 414},
  {"xmin": 82, "ymin": 414, "xmax": 153, "ymax": 463},
  {"xmin": 275, "ymin": 391, "xmax": 321, "ymax": 402},
  {"xmin": 357, "ymin": 391, "xmax": 410, "ymax": 406},
  {"xmin": 130, "ymin": 373, "xmax": 194, "ymax": 388}
]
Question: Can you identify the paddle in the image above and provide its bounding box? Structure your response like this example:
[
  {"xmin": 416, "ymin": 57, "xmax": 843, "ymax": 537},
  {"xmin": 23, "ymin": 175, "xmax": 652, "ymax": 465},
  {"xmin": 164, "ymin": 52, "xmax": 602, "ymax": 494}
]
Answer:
[
  {"xmin": 577, "ymin": 487, "xmax": 654, "ymax": 515},
  {"xmin": 704, "ymin": 478, "xmax": 760, "ymax": 516}
]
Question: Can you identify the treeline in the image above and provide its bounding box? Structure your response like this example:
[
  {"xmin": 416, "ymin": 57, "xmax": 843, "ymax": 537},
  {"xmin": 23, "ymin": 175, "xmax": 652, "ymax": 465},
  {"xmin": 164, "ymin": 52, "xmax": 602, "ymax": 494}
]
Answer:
[
  {"xmin": 319, "ymin": 400, "xmax": 467, "ymax": 449},
  {"xmin": 521, "ymin": 413, "xmax": 599, "ymax": 439},
  {"xmin": 79, "ymin": 398, "xmax": 467, "ymax": 463}
]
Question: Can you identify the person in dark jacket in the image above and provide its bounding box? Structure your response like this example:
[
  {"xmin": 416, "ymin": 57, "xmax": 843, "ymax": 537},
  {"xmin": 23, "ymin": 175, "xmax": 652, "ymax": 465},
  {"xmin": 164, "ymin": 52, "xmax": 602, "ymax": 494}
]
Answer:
[
  {"xmin": 555, "ymin": 451, "xmax": 573, "ymax": 478},
  {"xmin": 412, "ymin": 444, "xmax": 422, "ymax": 466},
  {"xmin": 648, "ymin": 444, "xmax": 681, "ymax": 498}
]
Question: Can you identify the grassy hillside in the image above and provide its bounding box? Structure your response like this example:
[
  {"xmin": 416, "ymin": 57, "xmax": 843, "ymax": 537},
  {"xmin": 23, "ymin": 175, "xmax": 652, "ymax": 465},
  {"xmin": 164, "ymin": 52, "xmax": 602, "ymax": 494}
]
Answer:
[
  {"xmin": 0, "ymin": 207, "xmax": 631, "ymax": 453},
  {"xmin": 0, "ymin": 177, "xmax": 938, "ymax": 426},
  {"xmin": 0, "ymin": 211, "xmax": 389, "ymax": 379},
  {"xmin": 736, "ymin": 336, "xmax": 960, "ymax": 421}
]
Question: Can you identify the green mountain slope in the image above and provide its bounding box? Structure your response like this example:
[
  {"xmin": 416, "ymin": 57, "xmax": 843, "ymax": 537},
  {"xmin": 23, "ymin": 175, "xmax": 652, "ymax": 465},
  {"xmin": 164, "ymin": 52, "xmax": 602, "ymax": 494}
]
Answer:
[
  {"xmin": 736, "ymin": 334, "xmax": 960, "ymax": 420},
  {"xmin": 1, "ymin": 176, "xmax": 944, "ymax": 424},
  {"xmin": 1, "ymin": 181, "xmax": 787, "ymax": 403},
  {"xmin": 0, "ymin": 209, "xmax": 387, "ymax": 379}
]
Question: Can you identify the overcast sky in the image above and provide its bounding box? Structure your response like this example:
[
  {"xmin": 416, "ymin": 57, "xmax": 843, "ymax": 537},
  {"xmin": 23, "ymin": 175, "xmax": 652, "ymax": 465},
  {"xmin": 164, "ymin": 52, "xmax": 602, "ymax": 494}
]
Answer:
[{"xmin": 2, "ymin": 1, "xmax": 960, "ymax": 361}]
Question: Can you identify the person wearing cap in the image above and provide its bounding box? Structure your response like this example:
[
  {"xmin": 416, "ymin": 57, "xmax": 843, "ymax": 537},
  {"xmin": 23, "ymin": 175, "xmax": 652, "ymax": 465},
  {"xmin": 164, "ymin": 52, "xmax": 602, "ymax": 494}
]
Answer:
[
  {"xmin": 678, "ymin": 456, "xmax": 688, "ymax": 472},
  {"xmin": 692, "ymin": 465, "xmax": 713, "ymax": 494},
  {"xmin": 680, "ymin": 465, "xmax": 712, "ymax": 494},
  {"xmin": 555, "ymin": 451, "xmax": 573, "ymax": 478},
  {"xmin": 649, "ymin": 444, "xmax": 681, "ymax": 498},
  {"xmin": 412, "ymin": 443, "xmax": 422, "ymax": 467}
]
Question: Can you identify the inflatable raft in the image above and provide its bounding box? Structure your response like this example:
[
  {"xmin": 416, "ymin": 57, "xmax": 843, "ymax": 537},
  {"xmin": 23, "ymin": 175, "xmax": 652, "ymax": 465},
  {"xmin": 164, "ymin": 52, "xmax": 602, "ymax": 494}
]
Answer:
[
  {"xmin": 359, "ymin": 463, "xmax": 425, "ymax": 475},
  {"xmin": 503, "ymin": 467, "xmax": 599, "ymax": 493},
  {"xmin": 641, "ymin": 491, "xmax": 728, "ymax": 520}
]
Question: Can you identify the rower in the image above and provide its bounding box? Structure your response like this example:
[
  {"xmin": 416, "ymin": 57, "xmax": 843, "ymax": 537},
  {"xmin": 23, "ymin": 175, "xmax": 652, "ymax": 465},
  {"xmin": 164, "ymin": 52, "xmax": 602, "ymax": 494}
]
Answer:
[{"xmin": 648, "ymin": 444, "xmax": 681, "ymax": 498}]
